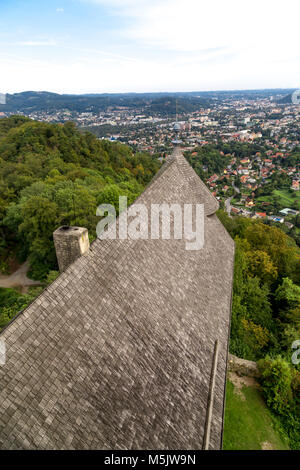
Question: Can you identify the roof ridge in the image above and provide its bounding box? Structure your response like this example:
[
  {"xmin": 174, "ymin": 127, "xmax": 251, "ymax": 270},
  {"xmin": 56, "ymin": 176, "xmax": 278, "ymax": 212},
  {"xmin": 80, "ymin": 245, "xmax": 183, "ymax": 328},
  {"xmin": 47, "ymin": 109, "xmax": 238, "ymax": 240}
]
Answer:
[
  {"xmin": 141, "ymin": 146, "xmax": 219, "ymax": 215},
  {"xmin": 172, "ymin": 148, "xmax": 219, "ymax": 215},
  {"xmin": 141, "ymin": 151, "xmax": 177, "ymax": 191}
]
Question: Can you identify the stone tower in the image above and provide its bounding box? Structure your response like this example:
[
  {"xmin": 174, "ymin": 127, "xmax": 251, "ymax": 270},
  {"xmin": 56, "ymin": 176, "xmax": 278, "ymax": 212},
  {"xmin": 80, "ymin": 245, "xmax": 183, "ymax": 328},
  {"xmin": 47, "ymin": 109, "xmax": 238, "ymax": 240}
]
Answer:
[{"xmin": 53, "ymin": 225, "xmax": 90, "ymax": 272}]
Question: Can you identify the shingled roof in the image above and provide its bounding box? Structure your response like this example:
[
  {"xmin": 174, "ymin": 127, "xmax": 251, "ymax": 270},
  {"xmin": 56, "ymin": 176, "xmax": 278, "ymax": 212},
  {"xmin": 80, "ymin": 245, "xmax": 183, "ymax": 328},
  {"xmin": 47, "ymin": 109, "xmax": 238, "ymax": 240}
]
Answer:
[{"xmin": 0, "ymin": 147, "xmax": 234, "ymax": 450}]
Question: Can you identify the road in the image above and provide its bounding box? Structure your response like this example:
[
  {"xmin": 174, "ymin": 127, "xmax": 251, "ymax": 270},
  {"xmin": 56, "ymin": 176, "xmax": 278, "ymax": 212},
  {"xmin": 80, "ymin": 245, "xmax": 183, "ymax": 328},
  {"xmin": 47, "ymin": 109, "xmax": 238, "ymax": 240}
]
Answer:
[
  {"xmin": 225, "ymin": 181, "xmax": 240, "ymax": 217},
  {"xmin": 0, "ymin": 261, "xmax": 41, "ymax": 293}
]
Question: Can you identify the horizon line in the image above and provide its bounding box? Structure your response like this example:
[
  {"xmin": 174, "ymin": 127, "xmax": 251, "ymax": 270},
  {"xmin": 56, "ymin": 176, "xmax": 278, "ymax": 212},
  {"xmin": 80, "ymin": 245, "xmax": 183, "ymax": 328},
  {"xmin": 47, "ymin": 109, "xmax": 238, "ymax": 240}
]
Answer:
[{"xmin": 2, "ymin": 87, "xmax": 297, "ymax": 97}]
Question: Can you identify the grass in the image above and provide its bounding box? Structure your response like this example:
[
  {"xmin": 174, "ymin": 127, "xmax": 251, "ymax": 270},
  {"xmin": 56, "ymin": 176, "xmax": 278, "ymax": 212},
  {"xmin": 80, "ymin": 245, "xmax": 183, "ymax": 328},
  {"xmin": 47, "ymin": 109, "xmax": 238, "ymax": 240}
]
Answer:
[
  {"xmin": 256, "ymin": 189, "xmax": 300, "ymax": 210},
  {"xmin": 223, "ymin": 379, "xmax": 290, "ymax": 450},
  {"xmin": 273, "ymin": 189, "xmax": 300, "ymax": 209},
  {"xmin": 231, "ymin": 198, "xmax": 243, "ymax": 205}
]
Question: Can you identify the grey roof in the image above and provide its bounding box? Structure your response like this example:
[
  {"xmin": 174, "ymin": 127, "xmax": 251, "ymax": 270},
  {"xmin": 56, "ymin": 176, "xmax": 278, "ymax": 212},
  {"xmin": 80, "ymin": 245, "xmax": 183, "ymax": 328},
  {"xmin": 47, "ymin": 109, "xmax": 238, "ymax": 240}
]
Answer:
[{"xmin": 0, "ymin": 147, "xmax": 234, "ymax": 450}]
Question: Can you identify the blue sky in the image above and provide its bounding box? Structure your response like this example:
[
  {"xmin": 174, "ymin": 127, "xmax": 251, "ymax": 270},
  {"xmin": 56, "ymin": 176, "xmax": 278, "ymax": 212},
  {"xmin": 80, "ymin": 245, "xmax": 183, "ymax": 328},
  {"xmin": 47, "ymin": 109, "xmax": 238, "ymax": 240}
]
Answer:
[{"xmin": 0, "ymin": 0, "xmax": 300, "ymax": 94}]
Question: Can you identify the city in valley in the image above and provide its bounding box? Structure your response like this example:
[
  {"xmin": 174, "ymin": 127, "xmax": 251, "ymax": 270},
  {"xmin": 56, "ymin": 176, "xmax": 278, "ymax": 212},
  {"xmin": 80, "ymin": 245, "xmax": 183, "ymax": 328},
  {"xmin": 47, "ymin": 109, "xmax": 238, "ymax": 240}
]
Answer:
[
  {"xmin": 1, "ymin": 0, "xmax": 299, "ymax": 454},
  {"xmin": 1, "ymin": 89, "xmax": 299, "ymax": 241}
]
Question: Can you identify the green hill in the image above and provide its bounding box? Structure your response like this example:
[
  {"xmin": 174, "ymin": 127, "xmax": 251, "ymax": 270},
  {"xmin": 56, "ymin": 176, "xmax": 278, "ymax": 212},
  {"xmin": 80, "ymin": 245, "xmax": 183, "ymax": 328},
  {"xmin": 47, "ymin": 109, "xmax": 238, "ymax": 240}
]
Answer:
[{"xmin": 0, "ymin": 116, "xmax": 160, "ymax": 280}]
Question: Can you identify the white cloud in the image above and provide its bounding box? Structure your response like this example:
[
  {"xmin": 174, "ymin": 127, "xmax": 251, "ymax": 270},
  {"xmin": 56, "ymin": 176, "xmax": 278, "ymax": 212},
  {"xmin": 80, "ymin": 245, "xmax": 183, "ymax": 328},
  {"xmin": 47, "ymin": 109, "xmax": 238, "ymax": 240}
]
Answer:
[
  {"xmin": 74, "ymin": 0, "xmax": 300, "ymax": 91},
  {"xmin": 16, "ymin": 40, "xmax": 57, "ymax": 47},
  {"xmin": 56, "ymin": 8, "xmax": 64, "ymax": 13},
  {"xmin": 1, "ymin": 44, "xmax": 299, "ymax": 95},
  {"xmin": 84, "ymin": 0, "xmax": 299, "ymax": 52},
  {"xmin": 1, "ymin": 0, "xmax": 300, "ymax": 93}
]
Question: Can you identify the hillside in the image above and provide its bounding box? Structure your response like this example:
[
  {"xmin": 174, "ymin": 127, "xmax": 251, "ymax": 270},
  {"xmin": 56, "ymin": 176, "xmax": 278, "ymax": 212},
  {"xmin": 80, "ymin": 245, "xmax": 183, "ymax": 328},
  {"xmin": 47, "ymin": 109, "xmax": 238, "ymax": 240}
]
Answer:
[
  {"xmin": 0, "ymin": 116, "xmax": 160, "ymax": 281},
  {"xmin": 0, "ymin": 91, "xmax": 210, "ymax": 115},
  {"xmin": 0, "ymin": 90, "xmax": 294, "ymax": 115}
]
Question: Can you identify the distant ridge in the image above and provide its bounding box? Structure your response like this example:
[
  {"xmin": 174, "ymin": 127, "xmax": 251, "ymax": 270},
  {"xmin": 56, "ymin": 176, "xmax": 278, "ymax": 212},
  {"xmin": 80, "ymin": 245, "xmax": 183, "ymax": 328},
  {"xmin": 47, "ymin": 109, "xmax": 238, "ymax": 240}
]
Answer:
[
  {"xmin": 0, "ymin": 89, "xmax": 294, "ymax": 115},
  {"xmin": 0, "ymin": 91, "xmax": 210, "ymax": 115}
]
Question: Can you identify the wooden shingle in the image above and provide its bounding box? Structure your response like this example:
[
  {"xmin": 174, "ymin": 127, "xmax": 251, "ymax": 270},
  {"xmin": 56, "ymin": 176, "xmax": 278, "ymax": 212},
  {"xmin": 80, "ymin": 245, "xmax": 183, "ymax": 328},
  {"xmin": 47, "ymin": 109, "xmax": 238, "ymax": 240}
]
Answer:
[{"xmin": 0, "ymin": 147, "xmax": 234, "ymax": 450}]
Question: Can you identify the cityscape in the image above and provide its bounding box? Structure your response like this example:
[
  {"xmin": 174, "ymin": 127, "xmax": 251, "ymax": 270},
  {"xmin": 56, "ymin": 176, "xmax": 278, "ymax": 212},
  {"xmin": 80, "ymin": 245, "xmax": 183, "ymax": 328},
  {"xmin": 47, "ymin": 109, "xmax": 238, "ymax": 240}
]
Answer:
[
  {"xmin": 2, "ymin": 89, "xmax": 299, "ymax": 235},
  {"xmin": 0, "ymin": 0, "xmax": 300, "ymax": 456}
]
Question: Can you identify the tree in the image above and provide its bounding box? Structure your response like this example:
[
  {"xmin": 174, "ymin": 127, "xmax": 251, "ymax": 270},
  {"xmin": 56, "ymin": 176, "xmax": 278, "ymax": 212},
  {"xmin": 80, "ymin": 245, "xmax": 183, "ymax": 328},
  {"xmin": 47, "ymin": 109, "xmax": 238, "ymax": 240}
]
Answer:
[
  {"xmin": 275, "ymin": 277, "xmax": 300, "ymax": 312},
  {"xmin": 245, "ymin": 223, "xmax": 299, "ymax": 282},
  {"xmin": 258, "ymin": 356, "xmax": 293, "ymax": 415},
  {"xmin": 242, "ymin": 277, "xmax": 273, "ymax": 329},
  {"xmin": 245, "ymin": 249, "xmax": 278, "ymax": 284},
  {"xmin": 0, "ymin": 117, "xmax": 160, "ymax": 285}
]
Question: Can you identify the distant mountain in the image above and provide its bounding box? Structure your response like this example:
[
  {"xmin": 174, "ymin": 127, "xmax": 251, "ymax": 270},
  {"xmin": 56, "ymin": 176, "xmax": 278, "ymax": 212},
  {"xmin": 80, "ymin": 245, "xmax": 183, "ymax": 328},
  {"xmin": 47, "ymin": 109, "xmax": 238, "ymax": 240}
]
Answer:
[
  {"xmin": 0, "ymin": 89, "xmax": 294, "ymax": 116},
  {"xmin": 0, "ymin": 91, "xmax": 210, "ymax": 115}
]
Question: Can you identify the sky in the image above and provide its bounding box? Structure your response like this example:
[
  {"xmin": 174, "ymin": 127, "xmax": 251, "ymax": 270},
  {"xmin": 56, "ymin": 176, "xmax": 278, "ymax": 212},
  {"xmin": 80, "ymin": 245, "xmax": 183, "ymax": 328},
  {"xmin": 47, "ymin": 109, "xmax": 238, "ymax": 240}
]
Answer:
[{"xmin": 0, "ymin": 0, "xmax": 299, "ymax": 94}]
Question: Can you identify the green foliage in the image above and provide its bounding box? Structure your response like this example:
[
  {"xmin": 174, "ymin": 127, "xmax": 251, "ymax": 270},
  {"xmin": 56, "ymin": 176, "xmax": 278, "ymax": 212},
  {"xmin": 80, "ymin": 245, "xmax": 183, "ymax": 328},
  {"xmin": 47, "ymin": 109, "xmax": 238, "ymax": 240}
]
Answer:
[
  {"xmin": 275, "ymin": 277, "xmax": 300, "ymax": 312},
  {"xmin": 0, "ymin": 287, "xmax": 36, "ymax": 330},
  {"xmin": 258, "ymin": 356, "xmax": 294, "ymax": 415},
  {"xmin": 0, "ymin": 270, "xmax": 60, "ymax": 331},
  {"xmin": 219, "ymin": 204, "xmax": 300, "ymax": 448},
  {"xmin": 216, "ymin": 209, "xmax": 253, "ymax": 239},
  {"xmin": 229, "ymin": 236, "xmax": 274, "ymax": 360},
  {"xmin": 244, "ymin": 223, "xmax": 300, "ymax": 282},
  {"xmin": 97, "ymin": 184, "xmax": 126, "ymax": 213},
  {"xmin": 258, "ymin": 356, "xmax": 300, "ymax": 449},
  {"xmin": 245, "ymin": 250, "xmax": 278, "ymax": 285},
  {"xmin": 0, "ymin": 117, "xmax": 160, "ymax": 280},
  {"xmin": 45, "ymin": 270, "xmax": 60, "ymax": 285},
  {"xmin": 184, "ymin": 145, "xmax": 229, "ymax": 178},
  {"xmin": 217, "ymin": 209, "xmax": 300, "ymax": 360}
]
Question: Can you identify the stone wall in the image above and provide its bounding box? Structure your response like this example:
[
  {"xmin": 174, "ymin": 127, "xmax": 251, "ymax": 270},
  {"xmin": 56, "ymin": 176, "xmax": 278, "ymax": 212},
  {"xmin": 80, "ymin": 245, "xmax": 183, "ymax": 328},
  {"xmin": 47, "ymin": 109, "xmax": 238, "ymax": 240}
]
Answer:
[{"xmin": 228, "ymin": 353, "xmax": 260, "ymax": 378}]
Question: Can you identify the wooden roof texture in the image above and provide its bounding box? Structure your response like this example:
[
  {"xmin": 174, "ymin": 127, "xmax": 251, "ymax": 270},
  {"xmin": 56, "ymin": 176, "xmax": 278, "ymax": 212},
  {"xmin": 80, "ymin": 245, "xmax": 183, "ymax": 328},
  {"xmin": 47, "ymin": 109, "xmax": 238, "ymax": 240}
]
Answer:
[{"xmin": 0, "ymin": 147, "xmax": 234, "ymax": 450}]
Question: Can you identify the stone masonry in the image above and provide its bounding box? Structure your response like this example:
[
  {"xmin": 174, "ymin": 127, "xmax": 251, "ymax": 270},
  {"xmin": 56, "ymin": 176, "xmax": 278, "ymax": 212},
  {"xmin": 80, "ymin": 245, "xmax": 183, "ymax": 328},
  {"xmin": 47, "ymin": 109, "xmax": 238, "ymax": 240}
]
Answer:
[{"xmin": 53, "ymin": 226, "xmax": 90, "ymax": 273}]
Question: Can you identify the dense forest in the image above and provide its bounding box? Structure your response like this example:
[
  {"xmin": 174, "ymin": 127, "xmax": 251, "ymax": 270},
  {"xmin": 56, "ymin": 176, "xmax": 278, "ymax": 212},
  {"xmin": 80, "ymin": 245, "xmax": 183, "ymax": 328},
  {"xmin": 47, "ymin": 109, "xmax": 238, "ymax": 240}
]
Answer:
[{"xmin": 0, "ymin": 116, "xmax": 160, "ymax": 328}]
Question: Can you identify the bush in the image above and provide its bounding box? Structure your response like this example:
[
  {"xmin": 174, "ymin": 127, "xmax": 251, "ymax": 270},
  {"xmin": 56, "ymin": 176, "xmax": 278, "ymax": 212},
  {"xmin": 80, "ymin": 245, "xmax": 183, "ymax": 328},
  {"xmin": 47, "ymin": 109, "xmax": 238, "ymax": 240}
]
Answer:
[
  {"xmin": 0, "ymin": 287, "xmax": 37, "ymax": 330},
  {"xmin": 258, "ymin": 356, "xmax": 300, "ymax": 449},
  {"xmin": 258, "ymin": 356, "xmax": 293, "ymax": 415}
]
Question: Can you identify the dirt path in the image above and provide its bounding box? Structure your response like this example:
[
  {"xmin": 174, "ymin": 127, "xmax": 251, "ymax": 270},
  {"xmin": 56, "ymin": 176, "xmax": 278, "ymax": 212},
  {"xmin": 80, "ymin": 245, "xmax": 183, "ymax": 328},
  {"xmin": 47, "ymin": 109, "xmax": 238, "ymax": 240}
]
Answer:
[
  {"xmin": 0, "ymin": 261, "xmax": 41, "ymax": 294},
  {"xmin": 229, "ymin": 371, "xmax": 260, "ymax": 401},
  {"xmin": 225, "ymin": 195, "xmax": 234, "ymax": 217},
  {"xmin": 261, "ymin": 441, "xmax": 275, "ymax": 450}
]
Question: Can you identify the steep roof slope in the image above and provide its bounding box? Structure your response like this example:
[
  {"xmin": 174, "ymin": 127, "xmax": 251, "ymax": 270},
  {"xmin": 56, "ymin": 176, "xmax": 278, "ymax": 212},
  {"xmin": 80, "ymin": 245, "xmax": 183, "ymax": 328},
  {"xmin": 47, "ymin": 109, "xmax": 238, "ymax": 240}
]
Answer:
[{"xmin": 0, "ymin": 148, "xmax": 234, "ymax": 450}]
